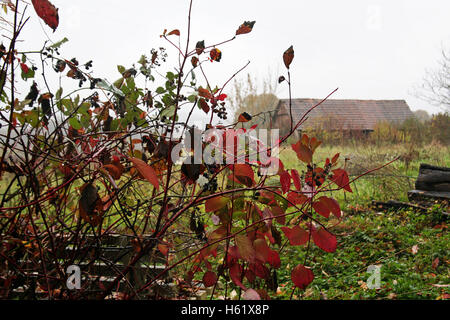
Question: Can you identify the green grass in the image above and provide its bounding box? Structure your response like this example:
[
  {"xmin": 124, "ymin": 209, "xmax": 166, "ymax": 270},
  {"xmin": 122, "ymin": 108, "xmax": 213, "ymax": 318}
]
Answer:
[
  {"xmin": 275, "ymin": 206, "xmax": 449, "ymax": 300},
  {"xmin": 272, "ymin": 141, "xmax": 449, "ymax": 299},
  {"xmin": 280, "ymin": 141, "xmax": 450, "ymax": 205}
]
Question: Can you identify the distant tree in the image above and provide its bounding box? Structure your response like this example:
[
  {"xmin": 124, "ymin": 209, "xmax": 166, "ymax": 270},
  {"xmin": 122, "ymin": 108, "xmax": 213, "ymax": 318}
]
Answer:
[
  {"xmin": 229, "ymin": 73, "xmax": 279, "ymax": 128},
  {"xmin": 413, "ymin": 109, "xmax": 431, "ymax": 122},
  {"xmin": 430, "ymin": 112, "xmax": 450, "ymax": 145},
  {"xmin": 414, "ymin": 48, "xmax": 450, "ymax": 111}
]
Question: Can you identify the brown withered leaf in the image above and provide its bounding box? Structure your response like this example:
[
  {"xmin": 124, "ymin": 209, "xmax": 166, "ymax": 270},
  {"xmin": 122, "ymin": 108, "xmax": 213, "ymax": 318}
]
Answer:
[
  {"xmin": 238, "ymin": 112, "xmax": 252, "ymax": 123},
  {"xmin": 198, "ymin": 98, "xmax": 210, "ymax": 114},
  {"xmin": 181, "ymin": 162, "xmax": 204, "ymax": 184},
  {"xmin": 236, "ymin": 21, "xmax": 256, "ymax": 35},
  {"xmin": 167, "ymin": 29, "xmax": 180, "ymax": 36},
  {"xmin": 210, "ymin": 48, "xmax": 222, "ymax": 62},
  {"xmin": 196, "ymin": 40, "xmax": 205, "ymax": 55},
  {"xmin": 191, "ymin": 56, "xmax": 199, "ymax": 68},
  {"xmin": 103, "ymin": 160, "xmax": 124, "ymax": 180},
  {"xmin": 79, "ymin": 183, "xmax": 103, "ymax": 226},
  {"xmin": 129, "ymin": 157, "xmax": 160, "ymax": 191},
  {"xmin": 283, "ymin": 45, "xmax": 294, "ymax": 69}
]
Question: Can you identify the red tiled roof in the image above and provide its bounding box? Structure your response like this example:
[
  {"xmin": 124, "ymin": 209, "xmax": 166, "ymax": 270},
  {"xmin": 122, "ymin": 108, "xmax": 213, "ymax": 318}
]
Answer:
[{"xmin": 275, "ymin": 98, "xmax": 414, "ymax": 130}]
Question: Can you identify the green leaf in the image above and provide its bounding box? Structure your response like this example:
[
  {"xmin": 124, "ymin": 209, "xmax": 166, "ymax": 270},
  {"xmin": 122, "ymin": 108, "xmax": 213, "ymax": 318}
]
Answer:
[
  {"xmin": 60, "ymin": 99, "xmax": 73, "ymax": 111},
  {"xmin": 187, "ymin": 94, "xmax": 197, "ymax": 103},
  {"xmin": 138, "ymin": 55, "xmax": 147, "ymax": 66},
  {"xmin": 55, "ymin": 87, "xmax": 63, "ymax": 101},
  {"xmin": 74, "ymin": 95, "xmax": 80, "ymax": 107},
  {"xmin": 160, "ymin": 105, "xmax": 176, "ymax": 119},
  {"xmin": 97, "ymin": 79, "xmax": 125, "ymax": 97},
  {"xmin": 156, "ymin": 87, "xmax": 165, "ymax": 94},
  {"xmin": 126, "ymin": 77, "xmax": 136, "ymax": 91},
  {"xmin": 80, "ymin": 114, "xmax": 91, "ymax": 128},
  {"xmin": 78, "ymin": 103, "xmax": 90, "ymax": 116},
  {"xmin": 113, "ymin": 78, "xmax": 124, "ymax": 89},
  {"xmin": 26, "ymin": 110, "xmax": 39, "ymax": 128},
  {"xmin": 49, "ymin": 37, "xmax": 69, "ymax": 49},
  {"xmin": 21, "ymin": 68, "xmax": 35, "ymax": 81},
  {"xmin": 16, "ymin": 99, "xmax": 32, "ymax": 111},
  {"xmin": 69, "ymin": 117, "xmax": 82, "ymax": 130},
  {"xmin": 117, "ymin": 65, "xmax": 126, "ymax": 74},
  {"xmin": 166, "ymin": 71, "xmax": 176, "ymax": 81}
]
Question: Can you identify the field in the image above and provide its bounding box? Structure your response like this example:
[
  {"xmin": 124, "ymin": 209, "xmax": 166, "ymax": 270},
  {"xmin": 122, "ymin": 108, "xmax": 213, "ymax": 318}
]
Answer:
[
  {"xmin": 280, "ymin": 140, "xmax": 450, "ymax": 205},
  {"xmin": 273, "ymin": 141, "xmax": 450, "ymax": 299}
]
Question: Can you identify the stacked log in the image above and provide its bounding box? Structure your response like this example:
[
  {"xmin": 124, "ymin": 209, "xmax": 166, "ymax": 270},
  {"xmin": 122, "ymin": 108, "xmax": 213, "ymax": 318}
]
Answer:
[
  {"xmin": 415, "ymin": 163, "xmax": 450, "ymax": 192},
  {"xmin": 408, "ymin": 163, "xmax": 450, "ymax": 203}
]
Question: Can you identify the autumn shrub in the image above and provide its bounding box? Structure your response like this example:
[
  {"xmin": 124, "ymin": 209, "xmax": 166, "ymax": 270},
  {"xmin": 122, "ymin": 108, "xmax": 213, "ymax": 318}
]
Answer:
[{"xmin": 0, "ymin": 0, "xmax": 388, "ymax": 300}]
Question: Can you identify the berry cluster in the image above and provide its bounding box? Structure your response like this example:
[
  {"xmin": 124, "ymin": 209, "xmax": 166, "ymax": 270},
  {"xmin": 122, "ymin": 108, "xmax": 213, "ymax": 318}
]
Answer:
[
  {"xmin": 201, "ymin": 172, "xmax": 218, "ymax": 192},
  {"xmin": 213, "ymin": 104, "xmax": 227, "ymax": 120}
]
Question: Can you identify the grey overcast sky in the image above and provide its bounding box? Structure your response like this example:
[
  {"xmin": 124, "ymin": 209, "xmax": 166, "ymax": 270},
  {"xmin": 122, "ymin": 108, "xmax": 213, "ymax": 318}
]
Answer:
[{"xmin": 17, "ymin": 0, "xmax": 450, "ymax": 120}]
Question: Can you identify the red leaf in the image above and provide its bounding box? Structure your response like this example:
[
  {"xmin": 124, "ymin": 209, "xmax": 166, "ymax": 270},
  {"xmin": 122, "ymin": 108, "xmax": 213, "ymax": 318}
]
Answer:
[
  {"xmin": 432, "ymin": 257, "xmax": 440, "ymax": 270},
  {"xmin": 261, "ymin": 207, "xmax": 274, "ymax": 229},
  {"xmin": 331, "ymin": 153, "xmax": 340, "ymax": 164},
  {"xmin": 312, "ymin": 200, "xmax": 331, "ymax": 218},
  {"xmin": 216, "ymin": 93, "xmax": 227, "ymax": 101},
  {"xmin": 158, "ymin": 244, "xmax": 169, "ymax": 257},
  {"xmin": 283, "ymin": 45, "xmax": 294, "ymax": 69},
  {"xmin": 267, "ymin": 250, "xmax": 281, "ymax": 269},
  {"xmin": 20, "ymin": 63, "xmax": 29, "ymax": 74},
  {"xmin": 205, "ymin": 196, "xmax": 229, "ymax": 212},
  {"xmin": 281, "ymin": 226, "xmax": 309, "ymax": 246},
  {"xmin": 245, "ymin": 269, "xmax": 256, "ymax": 283},
  {"xmin": 235, "ymin": 234, "xmax": 256, "ymax": 263},
  {"xmin": 202, "ymin": 271, "xmax": 217, "ymax": 287},
  {"xmin": 232, "ymin": 164, "xmax": 255, "ymax": 187},
  {"xmin": 291, "ymin": 264, "xmax": 314, "ymax": 289},
  {"xmin": 251, "ymin": 262, "xmax": 270, "ymax": 280},
  {"xmin": 287, "ymin": 192, "xmax": 308, "ymax": 206},
  {"xmin": 271, "ymin": 205, "xmax": 285, "ymax": 225},
  {"xmin": 320, "ymin": 196, "xmax": 341, "ymax": 218},
  {"xmin": 331, "ymin": 169, "xmax": 352, "ymax": 192},
  {"xmin": 129, "ymin": 157, "xmax": 159, "ymax": 191},
  {"xmin": 291, "ymin": 169, "xmax": 302, "ymax": 191},
  {"xmin": 167, "ymin": 29, "xmax": 180, "ymax": 36},
  {"xmin": 310, "ymin": 137, "xmax": 322, "ymax": 153},
  {"xmin": 230, "ymin": 263, "xmax": 246, "ymax": 290},
  {"xmin": 103, "ymin": 163, "xmax": 123, "ymax": 180},
  {"xmin": 253, "ymin": 238, "xmax": 271, "ymax": 263},
  {"xmin": 227, "ymin": 246, "xmax": 241, "ymax": 264},
  {"xmin": 279, "ymin": 170, "xmax": 291, "ymax": 194},
  {"xmin": 31, "ymin": 0, "xmax": 59, "ymax": 31},
  {"xmin": 292, "ymin": 141, "xmax": 312, "ymax": 163},
  {"xmin": 312, "ymin": 228, "xmax": 337, "ymax": 253}
]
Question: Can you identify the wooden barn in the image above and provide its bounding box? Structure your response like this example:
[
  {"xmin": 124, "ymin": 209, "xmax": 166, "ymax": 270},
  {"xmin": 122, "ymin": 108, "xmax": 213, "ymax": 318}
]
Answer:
[{"xmin": 271, "ymin": 98, "xmax": 414, "ymax": 137}]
